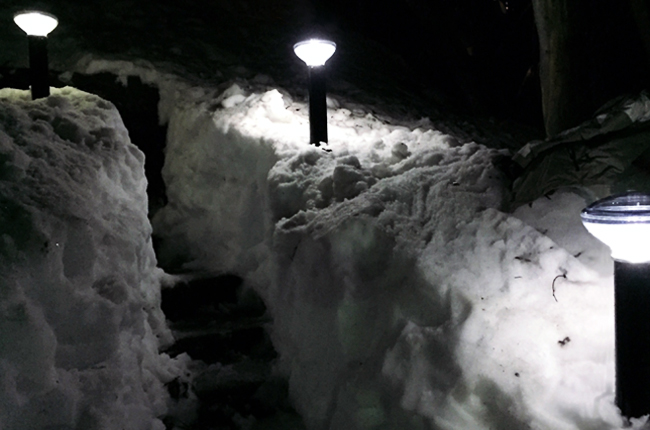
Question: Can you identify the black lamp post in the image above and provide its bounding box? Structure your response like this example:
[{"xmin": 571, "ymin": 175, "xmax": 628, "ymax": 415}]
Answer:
[
  {"xmin": 13, "ymin": 10, "xmax": 58, "ymax": 100},
  {"xmin": 293, "ymin": 39, "xmax": 336, "ymax": 146},
  {"xmin": 581, "ymin": 192, "xmax": 650, "ymax": 419}
]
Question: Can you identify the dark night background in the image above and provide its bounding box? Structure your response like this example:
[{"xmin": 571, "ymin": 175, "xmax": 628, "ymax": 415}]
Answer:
[
  {"xmin": 298, "ymin": 0, "xmax": 650, "ymax": 133},
  {"xmin": 1, "ymin": 0, "xmax": 649, "ymax": 138}
]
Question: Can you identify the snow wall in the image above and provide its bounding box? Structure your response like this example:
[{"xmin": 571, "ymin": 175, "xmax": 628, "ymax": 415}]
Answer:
[
  {"xmin": 153, "ymin": 79, "xmax": 633, "ymax": 430},
  {"xmin": 0, "ymin": 87, "xmax": 183, "ymax": 430}
]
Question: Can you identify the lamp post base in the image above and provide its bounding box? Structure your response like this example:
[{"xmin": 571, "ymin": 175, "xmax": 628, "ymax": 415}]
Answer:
[{"xmin": 615, "ymin": 261, "xmax": 650, "ymax": 418}]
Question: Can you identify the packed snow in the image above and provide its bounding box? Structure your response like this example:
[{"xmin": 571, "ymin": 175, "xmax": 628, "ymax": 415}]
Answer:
[
  {"xmin": 141, "ymin": 69, "xmax": 637, "ymax": 429},
  {"xmin": 0, "ymin": 0, "xmax": 644, "ymax": 427},
  {"xmin": 0, "ymin": 58, "xmax": 645, "ymax": 429},
  {"xmin": 0, "ymin": 87, "xmax": 187, "ymax": 430}
]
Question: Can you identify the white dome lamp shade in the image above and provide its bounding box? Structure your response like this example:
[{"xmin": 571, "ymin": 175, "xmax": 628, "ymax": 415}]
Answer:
[
  {"xmin": 581, "ymin": 191, "xmax": 650, "ymax": 419},
  {"xmin": 293, "ymin": 39, "xmax": 336, "ymax": 146},
  {"xmin": 293, "ymin": 39, "xmax": 336, "ymax": 67},
  {"xmin": 581, "ymin": 192, "xmax": 650, "ymax": 264},
  {"xmin": 13, "ymin": 10, "xmax": 58, "ymax": 37},
  {"xmin": 13, "ymin": 10, "xmax": 58, "ymax": 100}
]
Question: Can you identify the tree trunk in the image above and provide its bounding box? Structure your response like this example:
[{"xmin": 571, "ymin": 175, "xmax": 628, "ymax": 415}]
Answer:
[
  {"xmin": 630, "ymin": 0, "xmax": 650, "ymax": 62},
  {"xmin": 532, "ymin": 0, "xmax": 583, "ymax": 137}
]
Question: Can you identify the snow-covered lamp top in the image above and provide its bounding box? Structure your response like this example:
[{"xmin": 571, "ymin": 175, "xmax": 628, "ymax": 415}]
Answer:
[
  {"xmin": 581, "ymin": 192, "xmax": 650, "ymax": 263},
  {"xmin": 14, "ymin": 11, "xmax": 58, "ymax": 37},
  {"xmin": 293, "ymin": 39, "xmax": 336, "ymax": 67}
]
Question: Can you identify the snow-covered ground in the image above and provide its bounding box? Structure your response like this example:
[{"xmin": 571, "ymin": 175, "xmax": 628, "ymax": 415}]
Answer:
[
  {"xmin": 147, "ymin": 75, "xmax": 636, "ymax": 429},
  {"xmin": 1, "ymin": 69, "xmax": 635, "ymax": 429},
  {"xmin": 1, "ymin": 59, "xmax": 644, "ymax": 430},
  {"xmin": 0, "ymin": 2, "xmax": 646, "ymax": 429}
]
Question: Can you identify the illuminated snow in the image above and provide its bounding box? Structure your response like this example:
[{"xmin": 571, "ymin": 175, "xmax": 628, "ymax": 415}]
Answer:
[
  {"xmin": 0, "ymin": 57, "xmax": 638, "ymax": 430},
  {"xmin": 0, "ymin": 87, "xmax": 185, "ymax": 430},
  {"xmin": 147, "ymin": 78, "xmax": 631, "ymax": 429}
]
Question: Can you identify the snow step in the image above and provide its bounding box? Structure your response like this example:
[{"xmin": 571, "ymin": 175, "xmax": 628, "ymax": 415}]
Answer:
[
  {"xmin": 161, "ymin": 274, "xmax": 267, "ymax": 323},
  {"xmin": 191, "ymin": 361, "xmax": 303, "ymax": 430},
  {"xmin": 193, "ymin": 360, "xmax": 270, "ymax": 399},
  {"xmin": 169, "ymin": 315, "xmax": 272, "ymax": 339},
  {"xmin": 164, "ymin": 324, "xmax": 276, "ymax": 365},
  {"xmin": 160, "ymin": 273, "xmax": 306, "ymax": 429}
]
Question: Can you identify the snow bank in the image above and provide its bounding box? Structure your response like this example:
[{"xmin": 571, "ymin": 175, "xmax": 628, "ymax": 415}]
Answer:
[
  {"xmin": 153, "ymin": 81, "xmax": 630, "ymax": 429},
  {"xmin": 269, "ymin": 156, "xmax": 618, "ymax": 429},
  {"xmin": 0, "ymin": 88, "xmax": 182, "ymax": 430},
  {"xmin": 152, "ymin": 86, "xmax": 286, "ymax": 273}
]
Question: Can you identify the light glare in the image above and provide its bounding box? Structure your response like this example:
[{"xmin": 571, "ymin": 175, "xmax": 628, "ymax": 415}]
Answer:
[
  {"xmin": 14, "ymin": 11, "xmax": 58, "ymax": 37},
  {"xmin": 581, "ymin": 192, "xmax": 650, "ymax": 263},
  {"xmin": 583, "ymin": 222, "xmax": 650, "ymax": 263},
  {"xmin": 293, "ymin": 39, "xmax": 336, "ymax": 67}
]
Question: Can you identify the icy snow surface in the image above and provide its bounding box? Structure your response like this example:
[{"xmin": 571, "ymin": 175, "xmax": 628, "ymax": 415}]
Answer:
[
  {"xmin": 0, "ymin": 87, "xmax": 186, "ymax": 430},
  {"xmin": 147, "ymin": 76, "xmax": 638, "ymax": 429}
]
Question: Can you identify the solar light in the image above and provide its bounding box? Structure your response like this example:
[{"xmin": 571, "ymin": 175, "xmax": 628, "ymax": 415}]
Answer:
[
  {"xmin": 293, "ymin": 39, "xmax": 336, "ymax": 146},
  {"xmin": 294, "ymin": 39, "xmax": 336, "ymax": 67},
  {"xmin": 581, "ymin": 191, "xmax": 650, "ymax": 418},
  {"xmin": 13, "ymin": 10, "xmax": 58, "ymax": 99}
]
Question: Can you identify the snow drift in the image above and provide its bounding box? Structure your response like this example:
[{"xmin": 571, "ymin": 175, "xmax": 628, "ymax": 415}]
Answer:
[
  {"xmin": 0, "ymin": 87, "xmax": 181, "ymax": 430},
  {"xmin": 153, "ymin": 81, "xmax": 633, "ymax": 429}
]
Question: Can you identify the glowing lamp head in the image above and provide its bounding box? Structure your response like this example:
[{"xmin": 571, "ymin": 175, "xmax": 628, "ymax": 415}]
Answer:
[
  {"xmin": 14, "ymin": 11, "xmax": 58, "ymax": 37},
  {"xmin": 293, "ymin": 39, "xmax": 336, "ymax": 67},
  {"xmin": 581, "ymin": 192, "xmax": 650, "ymax": 264}
]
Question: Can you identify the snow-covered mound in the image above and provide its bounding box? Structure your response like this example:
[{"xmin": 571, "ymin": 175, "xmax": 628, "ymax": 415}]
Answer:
[
  {"xmin": 0, "ymin": 88, "xmax": 182, "ymax": 430},
  {"xmin": 153, "ymin": 82, "xmax": 633, "ymax": 430}
]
